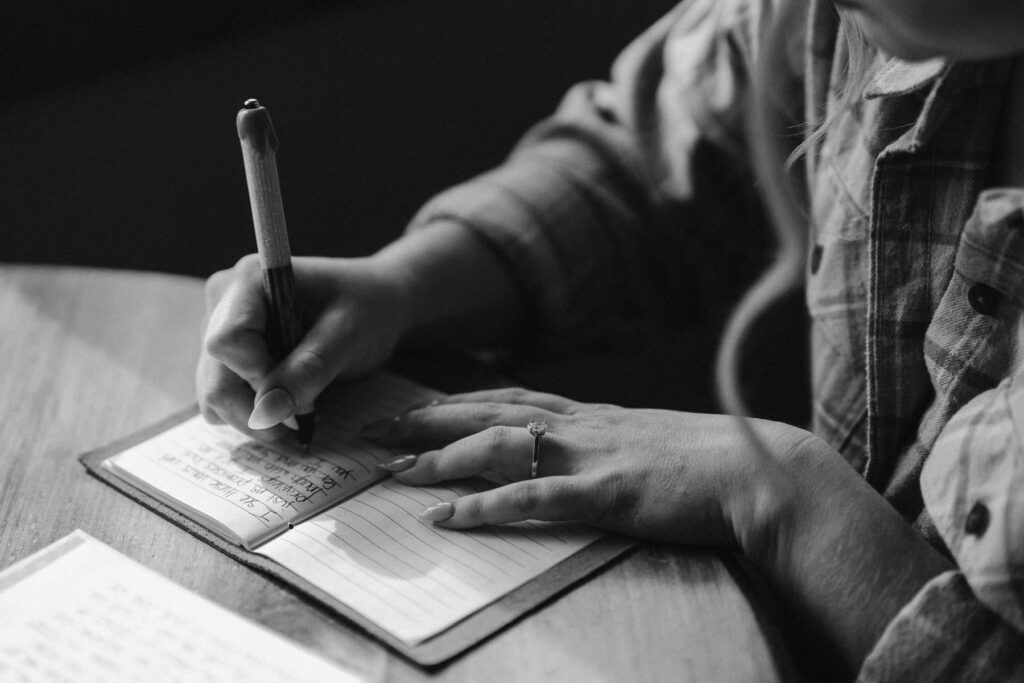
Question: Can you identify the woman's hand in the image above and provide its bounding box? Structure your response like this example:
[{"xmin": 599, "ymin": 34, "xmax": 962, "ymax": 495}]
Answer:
[
  {"xmin": 369, "ymin": 386, "xmax": 953, "ymax": 673},
  {"xmin": 365, "ymin": 387, "xmax": 818, "ymax": 549},
  {"xmin": 197, "ymin": 254, "xmax": 409, "ymax": 443},
  {"xmin": 196, "ymin": 221, "xmax": 528, "ymax": 445}
]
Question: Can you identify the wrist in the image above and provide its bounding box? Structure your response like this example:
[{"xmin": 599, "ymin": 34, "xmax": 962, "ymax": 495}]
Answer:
[
  {"xmin": 729, "ymin": 424, "xmax": 834, "ymax": 572},
  {"xmin": 363, "ymin": 221, "xmax": 475, "ymax": 341},
  {"xmin": 733, "ymin": 427, "xmax": 952, "ymax": 670},
  {"xmin": 362, "ymin": 245, "xmax": 420, "ymax": 344},
  {"xmin": 367, "ymin": 219, "xmax": 523, "ymax": 345}
]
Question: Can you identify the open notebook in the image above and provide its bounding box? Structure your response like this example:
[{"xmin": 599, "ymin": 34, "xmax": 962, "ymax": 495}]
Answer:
[{"xmin": 81, "ymin": 373, "xmax": 634, "ymax": 665}]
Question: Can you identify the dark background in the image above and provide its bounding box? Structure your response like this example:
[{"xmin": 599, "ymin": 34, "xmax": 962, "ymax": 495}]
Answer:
[
  {"xmin": 1, "ymin": 0, "xmax": 809, "ymax": 424},
  {"xmin": 1, "ymin": 0, "xmax": 678, "ymax": 276}
]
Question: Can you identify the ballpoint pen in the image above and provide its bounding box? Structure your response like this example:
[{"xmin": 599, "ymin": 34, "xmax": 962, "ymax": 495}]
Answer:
[{"xmin": 236, "ymin": 98, "xmax": 315, "ymax": 447}]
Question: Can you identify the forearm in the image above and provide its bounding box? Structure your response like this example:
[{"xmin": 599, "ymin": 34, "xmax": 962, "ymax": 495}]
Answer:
[
  {"xmin": 368, "ymin": 219, "xmax": 525, "ymax": 348},
  {"xmin": 745, "ymin": 438, "xmax": 952, "ymax": 677}
]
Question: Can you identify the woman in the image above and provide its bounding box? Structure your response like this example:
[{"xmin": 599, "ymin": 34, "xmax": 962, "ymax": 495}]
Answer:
[{"xmin": 197, "ymin": 0, "xmax": 1024, "ymax": 678}]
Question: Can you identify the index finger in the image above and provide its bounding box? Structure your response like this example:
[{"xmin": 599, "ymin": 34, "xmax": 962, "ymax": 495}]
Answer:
[
  {"xmin": 203, "ymin": 275, "xmax": 276, "ymax": 387},
  {"xmin": 422, "ymin": 477, "xmax": 595, "ymax": 528},
  {"xmin": 439, "ymin": 388, "xmax": 581, "ymax": 414}
]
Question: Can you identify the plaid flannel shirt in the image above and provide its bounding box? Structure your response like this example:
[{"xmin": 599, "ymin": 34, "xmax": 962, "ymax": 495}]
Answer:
[{"xmin": 408, "ymin": 0, "xmax": 1024, "ymax": 677}]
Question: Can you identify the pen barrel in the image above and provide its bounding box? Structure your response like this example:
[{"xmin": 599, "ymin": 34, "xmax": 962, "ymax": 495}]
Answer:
[
  {"xmin": 261, "ymin": 264, "xmax": 302, "ymax": 360},
  {"xmin": 237, "ymin": 104, "xmax": 301, "ymax": 359},
  {"xmin": 238, "ymin": 133, "xmax": 291, "ymax": 270},
  {"xmin": 237, "ymin": 101, "xmax": 315, "ymax": 440}
]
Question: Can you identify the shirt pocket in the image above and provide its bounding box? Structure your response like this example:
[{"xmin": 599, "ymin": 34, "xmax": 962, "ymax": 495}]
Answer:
[{"xmin": 925, "ymin": 189, "xmax": 1024, "ymax": 408}]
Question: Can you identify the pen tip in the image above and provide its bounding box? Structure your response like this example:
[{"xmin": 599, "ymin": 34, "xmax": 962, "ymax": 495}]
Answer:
[
  {"xmin": 243, "ymin": 98, "xmax": 261, "ymax": 109},
  {"xmin": 295, "ymin": 413, "xmax": 315, "ymax": 450}
]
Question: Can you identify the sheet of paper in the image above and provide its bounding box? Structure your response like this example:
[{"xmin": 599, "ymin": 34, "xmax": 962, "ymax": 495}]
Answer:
[
  {"xmin": 0, "ymin": 530, "xmax": 362, "ymax": 683},
  {"xmin": 103, "ymin": 373, "xmax": 441, "ymax": 547},
  {"xmin": 259, "ymin": 478, "xmax": 604, "ymax": 645}
]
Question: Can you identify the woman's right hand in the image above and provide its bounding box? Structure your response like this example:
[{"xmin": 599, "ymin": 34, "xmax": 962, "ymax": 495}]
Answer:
[{"xmin": 196, "ymin": 253, "xmax": 410, "ymax": 443}]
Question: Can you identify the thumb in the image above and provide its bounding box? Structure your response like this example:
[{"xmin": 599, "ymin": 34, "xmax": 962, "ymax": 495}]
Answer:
[{"xmin": 247, "ymin": 311, "xmax": 346, "ymax": 429}]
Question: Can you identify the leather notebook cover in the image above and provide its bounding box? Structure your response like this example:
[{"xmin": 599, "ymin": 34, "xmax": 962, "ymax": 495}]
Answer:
[{"xmin": 79, "ymin": 407, "xmax": 637, "ymax": 666}]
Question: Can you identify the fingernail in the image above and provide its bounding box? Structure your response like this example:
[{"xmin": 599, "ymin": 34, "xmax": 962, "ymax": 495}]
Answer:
[
  {"xmin": 249, "ymin": 388, "xmax": 296, "ymax": 430},
  {"xmin": 360, "ymin": 416, "xmax": 399, "ymax": 441},
  {"xmin": 377, "ymin": 455, "xmax": 418, "ymax": 472},
  {"xmin": 418, "ymin": 502, "xmax": 454, "ymax": 522}
]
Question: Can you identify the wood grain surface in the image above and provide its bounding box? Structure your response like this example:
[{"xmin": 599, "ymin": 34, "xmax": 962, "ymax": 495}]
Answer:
[{"xmin": 0, "ymin": 265, "xmax": 788, "ymax": 682}]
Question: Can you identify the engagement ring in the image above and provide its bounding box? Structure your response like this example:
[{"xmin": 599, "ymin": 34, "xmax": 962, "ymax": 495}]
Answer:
[{"xmin": 527, "ymin": 419, "xmax": 548, "ymax": 478}]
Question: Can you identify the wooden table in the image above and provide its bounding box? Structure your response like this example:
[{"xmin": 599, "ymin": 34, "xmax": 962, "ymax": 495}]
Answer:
[{"xmin": 0, "ymin": 265, "xmax": 789, "ymax": 682}]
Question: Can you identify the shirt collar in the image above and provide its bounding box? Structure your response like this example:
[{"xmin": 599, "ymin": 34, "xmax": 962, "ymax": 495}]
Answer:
[{"xmin": 863, "ymin": 57, "xmax": 949, "ymax": 100}]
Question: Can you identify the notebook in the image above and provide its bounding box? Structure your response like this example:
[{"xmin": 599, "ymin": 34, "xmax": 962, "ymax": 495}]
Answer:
[
  {"xmin": 0, "ymin": 530, "xmax": 362, "ymax": 682},
  {"xmin": 80, "ymin": 372, "xmax": 635, "ymax": 665}
]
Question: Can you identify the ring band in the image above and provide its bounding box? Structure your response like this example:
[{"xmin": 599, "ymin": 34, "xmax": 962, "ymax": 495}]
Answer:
[{"xmin": 527, "ymin": 419, "xmax": 548, "ymax": 478}]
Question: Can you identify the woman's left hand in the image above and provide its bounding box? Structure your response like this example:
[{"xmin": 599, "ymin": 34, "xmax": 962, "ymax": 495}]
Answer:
[{"xmin": 362, "ymin": 387, "xmax": 819, "ymax": 549}]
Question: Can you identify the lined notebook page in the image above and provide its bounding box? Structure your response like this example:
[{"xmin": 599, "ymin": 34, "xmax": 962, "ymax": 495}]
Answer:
[
  {"xmin": 0, "ymin": 531, "xmax": 360, "ymax": 682},
  {"xmin": 103, "ymin": 373, "xmax": 441, "ymax": 548},
  {"xmin": 260, "ymin": 479, "xmax": 603, "ymax": 645}
]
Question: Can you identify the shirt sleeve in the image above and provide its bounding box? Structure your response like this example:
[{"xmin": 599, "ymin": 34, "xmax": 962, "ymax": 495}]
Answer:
[
  {"xmin": 858, "ymin": 370, "xmax": 1024, "ymax": 680},
  {"xmin": 406, "ymin": 0, "xmax": 789, "ymax": 344},
  {"xmin": 858, "ymin": 571, "xmax": 1024, "ymax": 681}
]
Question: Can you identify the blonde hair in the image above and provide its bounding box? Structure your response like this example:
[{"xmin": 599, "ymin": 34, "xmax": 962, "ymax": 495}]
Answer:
[{"xmin": 714, "ymin": 1, "xmax": 875, "ymax": 451}]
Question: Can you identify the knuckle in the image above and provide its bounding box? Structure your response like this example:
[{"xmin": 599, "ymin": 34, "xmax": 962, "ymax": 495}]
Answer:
[
  {"xmin": 203, "ymin": 326, "xmax": 227, "ymax": 357},
  {"xmin": 205, "ymin": 255, "xmax": 260, "ymax": 302},
  {"xmin": 544, "ymin": 478, "xmax": 585, "ymax": 516},
  {"xmin": 204, "ymin": 325, "xmax": 242, "ymax": 360},
  {"xmin": 198, "ymin": 382, "xmax": 232, "ymax": 411},
  {"xmin": 508, "ymin": 484, "xmax": 541, "ymax": 516},
  {"xmin": 471, "ymin": 402, "xmax": 503, "ymax": 424},
  {"xmin": 234, "ymin": 253, "xmax": 261, "ymax": 274},
  {"xmin": 483, "ymin": 425, "xmax": 515, "ymax": 452},
  {"xmin": 289, "ymin": 347, "xmax": 332, "ymax": 383},
  {"xmin": 543, "ymin": 477, "xmax": 575, "ymax": 503},
  {"xmin": 590, "ymin": 472, "xmax": 636, "ymax": 527},
  {"xmin": 204, "ymin": 269, "xmax": 231, "ymax": 298},
  {"xmin": 416, "ymin": 451, "xmax": 441, "ymax": 480},
  {"xmin": 505, "ymin": 387, "xmax": 531, "ymax": 403},
  {"xmin": 458, "ymin": 495, "xmax": 484, "ymax": 522}
]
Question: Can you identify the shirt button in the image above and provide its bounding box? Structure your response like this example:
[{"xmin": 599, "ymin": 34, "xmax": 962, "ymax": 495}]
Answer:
[
  {"xmin": 964, "ymin": 501, "xmax": 990, "ymax": 537},
  {"xmin": 810, "ymin": 244, "xmax": 823, "ymax": 275},
  {"xmin": 967, "ymin": 284, "xmax": 1000, "ymax": 315},
  {"xmin": 1006, "ymin": 209, "xmax": 1024, "ymax": 231}
]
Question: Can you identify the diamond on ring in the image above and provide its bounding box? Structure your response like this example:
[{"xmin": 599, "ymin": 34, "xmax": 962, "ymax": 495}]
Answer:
[{"xmin": 527, "ymin": 419, "xmax": 548, "ymax": 478}]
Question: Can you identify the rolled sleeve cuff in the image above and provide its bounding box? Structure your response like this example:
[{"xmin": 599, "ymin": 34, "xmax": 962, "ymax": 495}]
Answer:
[
  {"xmin": 407, "ymin": 138, "xmax": 647, "ymax": 339},
  {"xmin": 858, "ymin": 571, "xmax": 1024, "ymax": 682}
]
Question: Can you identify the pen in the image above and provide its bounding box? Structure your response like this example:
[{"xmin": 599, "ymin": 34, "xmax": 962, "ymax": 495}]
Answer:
[{"xmin": 236, "ymin": 98, "xmax": 315, "ymax": 447}]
